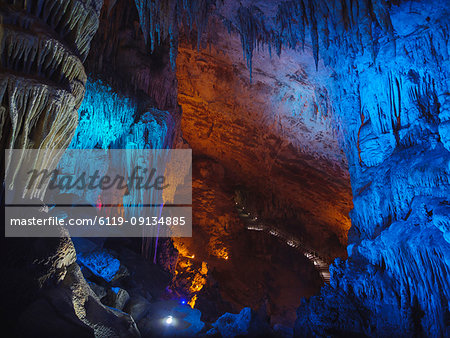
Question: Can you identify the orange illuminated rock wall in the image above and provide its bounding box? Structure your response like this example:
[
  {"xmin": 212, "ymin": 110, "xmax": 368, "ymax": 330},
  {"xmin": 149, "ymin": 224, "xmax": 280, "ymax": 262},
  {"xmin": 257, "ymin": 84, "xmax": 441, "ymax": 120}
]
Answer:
[
  {"xmin": 176, "ymin": 25, "xmax": 353, "ymax": 257},
  {"xmin": 171, "ymin": 158, "xmax": 241, "ymax": 309},
  {"xmin": 172, "ymin": 158, "xmax": 323, "ymax": 325}
]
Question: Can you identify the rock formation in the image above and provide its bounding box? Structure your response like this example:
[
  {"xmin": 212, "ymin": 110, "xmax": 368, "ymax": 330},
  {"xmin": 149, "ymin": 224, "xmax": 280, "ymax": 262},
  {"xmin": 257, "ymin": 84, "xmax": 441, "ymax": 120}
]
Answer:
[
  {"xmin": 294, "ymin": 1, "xmax": 450, "ymax": 335},
  {"xmin": 0, "ymin": 0, "xmax": 102, "ymax": 181},
  {"xmin": 2, "ymin": 0, "xmax": 449, "ymax": 336},
  {"xmin": 177, "ymin": 21, "xmax": 352, "ymax": 259},
  {"xmin": 1, "ymin": 1, "xmax": 138, "ymax": 336},
  {"xmin": 166, "ymin": 0, "xmax": 450, "ymax": 335}
]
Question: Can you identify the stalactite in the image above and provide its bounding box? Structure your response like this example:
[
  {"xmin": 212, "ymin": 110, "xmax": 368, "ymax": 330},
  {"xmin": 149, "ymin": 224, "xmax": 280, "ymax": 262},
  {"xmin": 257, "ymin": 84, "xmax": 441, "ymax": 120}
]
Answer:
[
  {"xmin": 133, "ymin": 0, "xmax": 215, "ymax": 69},
  {"xmin": 69, "ymin": 79, "xmax": 136, "ymax": 149},
  {"xmin": 295, "ymin": 1, "xmax": 450, "ymax": 335},
  {"xmin": 306, "ymin": 0, "xmax": 319, "ymax": 69},
  {"xmin": 235, "ymin": 5, "xmax": 269, "ymax": 81},
  {"xmin": 3, "ymin": 0, "xmax": 102, "ymax": 61},
  {"xmin": 132, "ymin": 0, "xmax": 393, "ymax": 76},
  {"xmin": 65, "ymin": 76, "xmax": 175, "ymax": 265},
  {"xmin": 0, "ymin": 0, "xmax": 101, "ymax": 199},
  {"xmin": 232, "ymin": 0, "xmax": 393, "ymax": 75}
]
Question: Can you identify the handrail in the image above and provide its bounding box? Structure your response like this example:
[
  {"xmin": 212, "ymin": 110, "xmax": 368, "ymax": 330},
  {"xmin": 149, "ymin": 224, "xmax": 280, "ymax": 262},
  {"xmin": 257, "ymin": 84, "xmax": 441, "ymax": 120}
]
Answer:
[{"xmin": 235, "ymin": 202, "xmax": 331, "ymax": 283}]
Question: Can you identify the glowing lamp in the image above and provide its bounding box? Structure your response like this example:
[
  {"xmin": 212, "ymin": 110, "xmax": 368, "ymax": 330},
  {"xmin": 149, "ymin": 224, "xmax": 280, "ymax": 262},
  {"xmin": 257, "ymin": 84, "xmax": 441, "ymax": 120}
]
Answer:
[{"xmin": 165, "ymin": 316, "xmax": 173, "ymax": 325}]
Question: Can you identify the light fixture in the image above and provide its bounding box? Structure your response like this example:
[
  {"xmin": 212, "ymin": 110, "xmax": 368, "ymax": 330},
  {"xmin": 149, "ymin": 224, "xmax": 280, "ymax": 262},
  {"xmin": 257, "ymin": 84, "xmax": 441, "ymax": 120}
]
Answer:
[{"xmin": 165, "ymin": 316, "xmax": 173, "ymax": 325}]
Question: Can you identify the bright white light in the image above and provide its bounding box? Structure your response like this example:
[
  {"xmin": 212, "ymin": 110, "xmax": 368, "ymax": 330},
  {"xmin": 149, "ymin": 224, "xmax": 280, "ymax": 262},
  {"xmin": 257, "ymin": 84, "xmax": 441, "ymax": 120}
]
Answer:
[
  {"xmin": 287, "ymin": 240, "xmax": 295, "ymax": 247},
  {"xmin": 165, "ymin": 316, "xmax": 173, "ymax": 325}
]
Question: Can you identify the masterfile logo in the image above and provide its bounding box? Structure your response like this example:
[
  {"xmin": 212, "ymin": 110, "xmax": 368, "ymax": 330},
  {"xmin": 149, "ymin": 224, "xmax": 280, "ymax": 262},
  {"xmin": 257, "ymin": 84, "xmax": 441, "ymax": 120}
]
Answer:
[
  {"xmin": 25, "ymin": 166, "xmax": 170, "ymax": 193},
  {"xmin": 4, "ymin": 149, "xmax": 192, "ymax": 238}
]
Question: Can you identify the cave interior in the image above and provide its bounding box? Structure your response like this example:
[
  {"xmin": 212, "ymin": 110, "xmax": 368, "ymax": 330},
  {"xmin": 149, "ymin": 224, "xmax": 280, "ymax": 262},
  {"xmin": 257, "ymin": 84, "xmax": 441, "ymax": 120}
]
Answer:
[{"xmin": 1, "ymin": 0, "xmax": 449, "ymax": 337}]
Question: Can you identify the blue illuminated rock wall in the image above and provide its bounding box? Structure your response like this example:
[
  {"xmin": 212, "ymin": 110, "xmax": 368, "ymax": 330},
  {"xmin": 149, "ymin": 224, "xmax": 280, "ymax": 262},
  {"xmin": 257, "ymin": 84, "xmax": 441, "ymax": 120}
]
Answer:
[
  {"xmin": 69, "ymin": 79, "xmax": 136, "ymax": 149},
  {"xmin": 69, "ymin": 78, "xmax": 173, "ymax": 150},
  {"xmin": 69, "ymin": 1, "xmax": 449, "ymax": 335},
  {"xmin": 172, "ymin": 2, "xmax": 448, "ymax": 333},
  {"xmin": 65, "ymin": 78, "xmax": 174, "ymax": 211},
  {"xmin": 294, "ymin": 1, "xmax": 450, "ymax": 336},
  {"xmin": 166, "ymin": 0, "xmax": 449, "ymax": 335}
]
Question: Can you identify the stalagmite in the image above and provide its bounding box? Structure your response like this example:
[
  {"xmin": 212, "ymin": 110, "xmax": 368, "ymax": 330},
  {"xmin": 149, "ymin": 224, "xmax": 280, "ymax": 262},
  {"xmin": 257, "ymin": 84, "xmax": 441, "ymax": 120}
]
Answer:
[{"xmin": 2, "ymin": 0, "xmax": 449, "ymax": 336}]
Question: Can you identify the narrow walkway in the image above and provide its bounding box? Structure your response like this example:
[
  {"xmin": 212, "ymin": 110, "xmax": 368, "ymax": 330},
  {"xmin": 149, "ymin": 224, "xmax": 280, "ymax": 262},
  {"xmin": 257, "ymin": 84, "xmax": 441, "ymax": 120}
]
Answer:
[{"xmin": 235, "ymin": 203, "xmax": 330, "ymax": 283}]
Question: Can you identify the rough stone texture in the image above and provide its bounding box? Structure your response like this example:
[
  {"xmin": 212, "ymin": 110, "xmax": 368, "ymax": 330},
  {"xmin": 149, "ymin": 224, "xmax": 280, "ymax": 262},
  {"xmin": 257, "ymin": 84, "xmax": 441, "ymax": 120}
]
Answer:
[
  {"xmin": 173, "ymin": 0, "xmax": 450, "ymax": 335},
  {"xmin": 123, "ymin": 295, "xmax": 151, "ymax": 322},
  {"xmin": 104, "ymin": 287, "xmax": 130, "ymax": 311},
  {"xmin": 77, "ymin": 249, "xmax": 126, "ymax": 283},
  {"xmin": 156, "ymin": 238, "xmax": 179, "ymax": 275},
  {"xmin": 172, "ymin": 157, "xmax": 323, "ymax": 326},
  {"xmin": 0, "ymin": 1, "xmax": 144, "ymax": 336},
  {"xmin": 0, "ymin": 0, "xmax": 102, "ymax": 188},
  {"xmin": 207, "ymin": 307, "xmax": 272, "ymax": 337},
  {"xmin": 59, "ymin": 263, "xmax": 139, "ymax": 337},
  {"xmin": 177, "ymin": 21, "xmax": 353, "ymax": 258},
  {"xmin": 291, "ymin": 1, "xmax": 450, "ymax": 336},
  {"xmin": 88, "ymin": 281, "xmax": 107, "ymax": 300},
  {"xmin": 84, "ymin": 0, "xmax": 181, "ymax": 136},
  {"xmin": 0, "ymin": 0, "xmax": 102, "ymax": 330},
  {"xmin": 11, "ymin": 260, "xmax": 140, "ymax": 337},
  {"xmin": 2, "ymin": 0, "xmax": 449, "ymax": 336}
]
